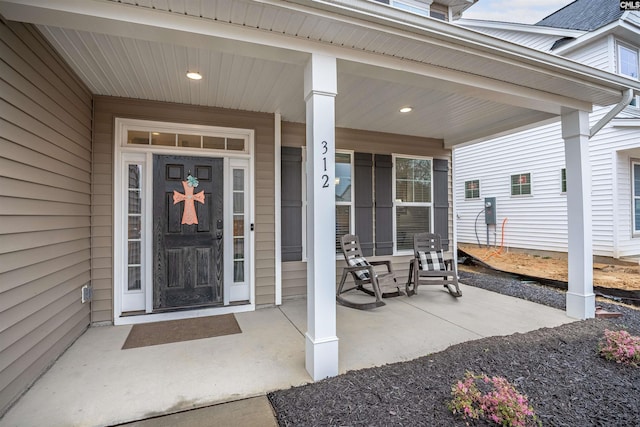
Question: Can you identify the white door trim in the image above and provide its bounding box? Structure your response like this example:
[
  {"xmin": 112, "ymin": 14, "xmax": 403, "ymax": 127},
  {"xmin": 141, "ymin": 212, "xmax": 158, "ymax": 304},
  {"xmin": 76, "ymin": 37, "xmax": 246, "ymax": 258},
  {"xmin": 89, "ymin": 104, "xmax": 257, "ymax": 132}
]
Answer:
[{"xmin": 113, "ymin": 118, "xmax": 255, "ymax": 325}]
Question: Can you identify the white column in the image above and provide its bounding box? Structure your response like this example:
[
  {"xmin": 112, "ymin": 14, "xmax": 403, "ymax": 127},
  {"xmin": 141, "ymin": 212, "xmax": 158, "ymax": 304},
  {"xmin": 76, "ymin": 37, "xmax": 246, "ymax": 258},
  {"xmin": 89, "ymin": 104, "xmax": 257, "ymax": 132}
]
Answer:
[
  {"xmin": 304, "ymin": 54, "xmax": 339, "ymax": 380},
  {"xmin": 561, "ymin": 109, "xmax": 595, "ymax": 319}
]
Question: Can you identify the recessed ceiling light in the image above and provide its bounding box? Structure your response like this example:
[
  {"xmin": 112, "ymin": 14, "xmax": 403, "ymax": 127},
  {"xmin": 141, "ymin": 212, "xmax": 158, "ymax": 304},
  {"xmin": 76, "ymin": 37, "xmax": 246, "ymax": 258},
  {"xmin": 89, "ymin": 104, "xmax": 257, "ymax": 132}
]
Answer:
[
  {"xmin": 186, "ymin": 72, "xmax": 202, "ymax": 80},
  {"xmin": 399, "ymin": 106, "xmax": 413, "ymax": 113}
]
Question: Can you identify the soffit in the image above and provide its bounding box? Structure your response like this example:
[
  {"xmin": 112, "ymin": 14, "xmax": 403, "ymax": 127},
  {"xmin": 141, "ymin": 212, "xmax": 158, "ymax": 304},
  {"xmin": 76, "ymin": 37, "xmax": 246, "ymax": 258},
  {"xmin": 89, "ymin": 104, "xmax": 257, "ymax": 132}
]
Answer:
[{"xmin": 1, "ymin": 0, "xmax": 638, "ymax": 146}]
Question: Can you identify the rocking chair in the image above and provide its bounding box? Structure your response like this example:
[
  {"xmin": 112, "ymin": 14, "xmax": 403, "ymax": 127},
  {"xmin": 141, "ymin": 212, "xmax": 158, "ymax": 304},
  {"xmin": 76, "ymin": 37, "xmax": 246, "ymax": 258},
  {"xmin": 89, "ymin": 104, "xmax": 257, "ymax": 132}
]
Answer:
[
  {"xmin": 337, "ymin": 234, "xmax": 402, "ymax": 310},
  {"xmin": 405, "ymin": 232, "xmax": 462, "ymax": 297}
]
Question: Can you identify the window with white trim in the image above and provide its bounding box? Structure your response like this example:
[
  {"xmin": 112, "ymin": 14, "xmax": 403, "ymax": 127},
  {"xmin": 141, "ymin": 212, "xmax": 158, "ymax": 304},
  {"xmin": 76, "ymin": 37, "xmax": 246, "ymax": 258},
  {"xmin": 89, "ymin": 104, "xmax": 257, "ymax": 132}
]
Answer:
[
  {"xmin": 335, "ymin": 151, "xmax": 354, "ymax": 253},
  {"xmin": 633, "ymin": 161, "xmax": 640, "ymax": 234},
  {"xmin": 126, "ymin": 163, "xmax": 143, "ymax": 292},
  {"xmin": 394, "ymin": 155, "xmax": 432, "ymax": 252},
  {"xmin": 464, "ymin": 179, "xmax": 480, "ymax": 199},
  {"xmin": 617, "ymin": 42, "xmax": 640, "ymax": 106},
  {"xmin": 511, "ymin": 173, "xmax": 531, "ymax": 196}
]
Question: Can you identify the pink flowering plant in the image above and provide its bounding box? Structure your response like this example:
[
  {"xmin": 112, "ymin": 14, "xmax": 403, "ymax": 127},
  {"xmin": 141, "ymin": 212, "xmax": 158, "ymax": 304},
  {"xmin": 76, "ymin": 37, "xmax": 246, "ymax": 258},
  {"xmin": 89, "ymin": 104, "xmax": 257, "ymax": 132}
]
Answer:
[
  {"xmin": 598, "ymin": 329, "xmax": 640, "ymax": 367},
  {"xmin": 449, "ymin": 371, "xmax": 540, "ymax": 427}
]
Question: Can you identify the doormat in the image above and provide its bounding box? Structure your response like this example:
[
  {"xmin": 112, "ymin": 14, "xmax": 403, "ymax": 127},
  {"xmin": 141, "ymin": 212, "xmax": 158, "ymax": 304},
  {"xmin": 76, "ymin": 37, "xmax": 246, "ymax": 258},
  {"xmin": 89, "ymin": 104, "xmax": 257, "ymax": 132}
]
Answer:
[{"xmin": 122, "ymin": 314, "xmax": 241, "ymax": 349}]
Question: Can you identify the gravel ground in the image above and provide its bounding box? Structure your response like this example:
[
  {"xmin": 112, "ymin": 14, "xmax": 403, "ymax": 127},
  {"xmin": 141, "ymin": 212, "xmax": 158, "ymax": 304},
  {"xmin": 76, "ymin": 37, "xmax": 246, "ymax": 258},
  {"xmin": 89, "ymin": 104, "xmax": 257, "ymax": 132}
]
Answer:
[{"xmin": 268, "ymin": 269, "xmax": 640, "ymax": 426}]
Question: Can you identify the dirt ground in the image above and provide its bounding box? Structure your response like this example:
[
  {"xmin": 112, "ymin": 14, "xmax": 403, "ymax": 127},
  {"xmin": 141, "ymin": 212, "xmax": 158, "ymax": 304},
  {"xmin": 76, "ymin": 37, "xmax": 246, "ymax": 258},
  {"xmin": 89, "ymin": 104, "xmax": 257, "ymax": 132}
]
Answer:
[{"xmin": 459, "ymin": 243, "xmax": 640, "ymax": 292}]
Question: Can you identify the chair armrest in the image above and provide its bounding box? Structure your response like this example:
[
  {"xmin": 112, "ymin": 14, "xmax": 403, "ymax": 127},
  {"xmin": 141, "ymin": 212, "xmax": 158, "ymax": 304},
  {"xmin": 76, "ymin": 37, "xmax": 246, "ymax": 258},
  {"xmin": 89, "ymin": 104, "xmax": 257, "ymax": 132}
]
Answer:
[{"xmin": 369, "ymin": 260, "xmax": 393, "ymax": 273}]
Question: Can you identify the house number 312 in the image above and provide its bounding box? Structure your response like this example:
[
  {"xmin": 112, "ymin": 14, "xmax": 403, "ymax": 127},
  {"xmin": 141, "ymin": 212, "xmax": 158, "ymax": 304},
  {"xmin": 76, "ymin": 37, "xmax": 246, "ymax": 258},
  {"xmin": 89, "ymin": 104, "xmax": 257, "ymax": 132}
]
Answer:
[{"xmin": 321, "ymin": 140, "xmax": 329, "ymax": 188}]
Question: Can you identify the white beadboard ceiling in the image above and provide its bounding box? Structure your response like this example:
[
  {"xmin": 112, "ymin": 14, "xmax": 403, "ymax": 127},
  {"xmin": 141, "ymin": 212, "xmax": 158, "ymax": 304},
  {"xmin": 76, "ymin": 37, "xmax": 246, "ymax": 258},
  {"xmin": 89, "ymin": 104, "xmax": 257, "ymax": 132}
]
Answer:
[{"xmin": 2, "ymin": 0, "xmax": 638, "ymax": 146}]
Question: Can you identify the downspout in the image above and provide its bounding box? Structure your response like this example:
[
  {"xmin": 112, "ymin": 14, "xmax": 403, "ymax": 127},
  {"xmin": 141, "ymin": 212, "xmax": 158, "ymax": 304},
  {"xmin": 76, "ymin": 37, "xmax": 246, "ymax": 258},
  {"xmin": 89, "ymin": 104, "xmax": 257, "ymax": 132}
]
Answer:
[{"xmin": 589, "ymin": 89, "xmax": 633, "ymax": 138}]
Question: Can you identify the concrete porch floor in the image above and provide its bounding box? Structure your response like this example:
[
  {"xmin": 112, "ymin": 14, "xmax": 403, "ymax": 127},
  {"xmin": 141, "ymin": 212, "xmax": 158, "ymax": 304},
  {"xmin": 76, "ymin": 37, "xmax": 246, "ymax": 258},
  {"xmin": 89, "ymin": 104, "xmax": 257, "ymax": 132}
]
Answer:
[{"xmin": 0, "ymin": 284, "xmax": 574, "ymax": 427}]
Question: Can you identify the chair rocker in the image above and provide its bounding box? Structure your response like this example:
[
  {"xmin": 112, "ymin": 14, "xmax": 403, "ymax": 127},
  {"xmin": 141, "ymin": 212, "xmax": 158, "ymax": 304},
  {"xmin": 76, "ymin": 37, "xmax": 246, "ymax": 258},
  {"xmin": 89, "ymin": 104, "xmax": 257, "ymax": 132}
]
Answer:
[
  {"xmin": 337, "ymin": 234, "xmax": 402, "ymax": 310},
  {"xmin": 405, "ymin": 232, "xmax": 462, "ymax": 297}
]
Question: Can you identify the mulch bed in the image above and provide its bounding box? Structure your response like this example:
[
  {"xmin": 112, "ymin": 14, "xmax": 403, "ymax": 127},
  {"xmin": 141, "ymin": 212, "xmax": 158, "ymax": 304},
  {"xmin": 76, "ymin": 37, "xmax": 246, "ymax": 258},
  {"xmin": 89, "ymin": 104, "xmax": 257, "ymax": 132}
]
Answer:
[{"xmin": 268, "ymin": 271, "xmax": 640, "ymax": 426}]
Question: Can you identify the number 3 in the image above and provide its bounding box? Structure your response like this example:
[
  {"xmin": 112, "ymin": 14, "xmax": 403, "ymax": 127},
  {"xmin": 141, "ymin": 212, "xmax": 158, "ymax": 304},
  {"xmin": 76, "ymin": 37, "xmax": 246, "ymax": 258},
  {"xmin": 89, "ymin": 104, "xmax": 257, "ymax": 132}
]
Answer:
[{"xmin": 322, "ymin": 140, "xmax": 328, "ymax": 155}]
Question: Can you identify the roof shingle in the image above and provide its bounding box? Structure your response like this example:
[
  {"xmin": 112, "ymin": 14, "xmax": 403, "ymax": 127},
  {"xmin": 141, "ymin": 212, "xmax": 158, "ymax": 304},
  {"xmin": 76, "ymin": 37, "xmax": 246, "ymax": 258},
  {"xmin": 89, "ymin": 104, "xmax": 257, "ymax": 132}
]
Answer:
[{"xmin": 535, "ymin": 0, "xmax": 623, "ymax": 31}]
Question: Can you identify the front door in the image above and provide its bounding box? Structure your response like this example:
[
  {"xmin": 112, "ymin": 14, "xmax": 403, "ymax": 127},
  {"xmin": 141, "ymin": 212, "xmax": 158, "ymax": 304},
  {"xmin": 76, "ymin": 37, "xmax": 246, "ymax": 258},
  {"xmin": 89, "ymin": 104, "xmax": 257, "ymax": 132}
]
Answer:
[{"xmin": 153, "ymin": 155, "xmax": 224, "ymax": 310}]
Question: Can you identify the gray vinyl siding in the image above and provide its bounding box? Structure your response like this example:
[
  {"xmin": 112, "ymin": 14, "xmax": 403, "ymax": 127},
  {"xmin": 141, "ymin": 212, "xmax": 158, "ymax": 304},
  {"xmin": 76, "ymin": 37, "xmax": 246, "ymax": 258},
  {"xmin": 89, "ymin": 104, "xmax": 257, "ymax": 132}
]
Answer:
[
  {"xmin": 92, "ymin": 97, "xmax": 276, "ymax": 320},
  {"xmin": 0, "ymin": 21, "xmax": 92, "ymax": 416},
  {"xmin": 280, "ymin": 122, "xmax": 452, "ymax": 298}
]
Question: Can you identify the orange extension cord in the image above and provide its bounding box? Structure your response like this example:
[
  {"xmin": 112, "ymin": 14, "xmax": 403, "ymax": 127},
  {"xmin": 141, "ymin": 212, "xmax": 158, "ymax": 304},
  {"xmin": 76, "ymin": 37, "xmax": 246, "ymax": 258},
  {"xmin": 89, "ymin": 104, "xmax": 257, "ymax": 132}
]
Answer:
[{"xmin": 483, "ymin": 217, "xmax": 508, "ymax": 261}]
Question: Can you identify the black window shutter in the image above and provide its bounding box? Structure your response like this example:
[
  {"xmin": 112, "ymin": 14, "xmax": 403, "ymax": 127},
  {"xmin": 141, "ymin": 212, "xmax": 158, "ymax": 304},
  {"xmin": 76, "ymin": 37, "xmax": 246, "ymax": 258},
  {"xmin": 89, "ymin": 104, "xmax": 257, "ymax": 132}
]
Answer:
[
  {"xmin": 374, "ymin": 154, "xmax": 393, "ymax": 256},
  {"xmin": 433, "ymin": 158, "xmax": 449, "ymax": 251},
  {"xmin": 281, "ymin": 147, "xmax": 303, "ymax": 261},
  {"xmin": 355, "ymin": 153, "xmax": 374, "ymax": 256}
]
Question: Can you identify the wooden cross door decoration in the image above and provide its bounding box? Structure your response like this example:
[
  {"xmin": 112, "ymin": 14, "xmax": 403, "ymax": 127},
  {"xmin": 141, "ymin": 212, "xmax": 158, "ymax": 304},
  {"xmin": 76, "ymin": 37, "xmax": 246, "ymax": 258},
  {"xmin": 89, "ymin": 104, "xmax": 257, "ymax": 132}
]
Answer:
[{"xmin": 173, "ymin": 175, "xmax": 204, "ymax": 225}]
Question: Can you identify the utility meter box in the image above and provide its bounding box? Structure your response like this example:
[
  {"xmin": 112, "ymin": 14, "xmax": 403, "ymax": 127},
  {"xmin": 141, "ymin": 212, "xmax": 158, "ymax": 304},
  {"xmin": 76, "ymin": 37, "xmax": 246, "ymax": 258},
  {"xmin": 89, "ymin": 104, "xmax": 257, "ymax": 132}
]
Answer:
[{"xmin": 484, "ymin": 197, "xmax": 496, "ymax": 225}]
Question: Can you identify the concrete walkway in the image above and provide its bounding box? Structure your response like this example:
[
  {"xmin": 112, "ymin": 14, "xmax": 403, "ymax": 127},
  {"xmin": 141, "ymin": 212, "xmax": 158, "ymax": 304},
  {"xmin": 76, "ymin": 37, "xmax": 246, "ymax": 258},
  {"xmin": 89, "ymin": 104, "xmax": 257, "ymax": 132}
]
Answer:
[{"xmin": 0, "ymin": 284, "xmax": 573, "ymax": 427}]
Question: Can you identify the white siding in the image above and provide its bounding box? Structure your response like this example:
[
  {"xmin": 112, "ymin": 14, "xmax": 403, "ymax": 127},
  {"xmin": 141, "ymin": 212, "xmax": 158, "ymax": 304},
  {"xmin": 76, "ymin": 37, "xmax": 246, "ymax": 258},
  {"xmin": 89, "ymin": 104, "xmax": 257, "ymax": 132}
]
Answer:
[
  {"xmin": 455, "ymin": 106, "xmax": 640, "ymax": 259},
  {"xmin": 564, "ymin": 38, "xmax": 612, "ymax": 71},
  {"xmin": 461, "ymin": 26, "xmax": 563, "ymax": 51},
  {"xmin": 608, "ymin": 132, "xmax": 640, "ymax": 257},
  {"xmin": 455, "ymin": 120, "xmax": 568, "ymax": 253}
]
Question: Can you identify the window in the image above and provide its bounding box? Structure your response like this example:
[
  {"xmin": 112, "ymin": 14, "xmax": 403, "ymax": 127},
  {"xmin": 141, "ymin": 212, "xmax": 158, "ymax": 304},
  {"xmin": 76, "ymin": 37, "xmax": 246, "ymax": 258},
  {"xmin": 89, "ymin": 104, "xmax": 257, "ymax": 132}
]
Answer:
[
  {"xmin": 618, "ymin": 43, "xmax": 639, "ymax": 78},
  {"xmin": 511, "ymin": 173, "xmax": 531, "ymax": 196},
  {"xmin": 372, "ymin": 0, "xmax": 430, "ymax": 17},
  {"xmin": 561, "ymin": 168, "xmax": 567, "ymax": 193},
  {"xmin": 126, "ymin": 163, "xmax": 143, "ymax": 292},
  {"xmin": 127, "ymin": 130, "xmax": 247, "ymax": 152},
  {"xmin": 394, "ymin": 156, "xmax": 432, "ymax": 252},
  {"xmin": 618, "ymin": 42, "xmax": 640, "ymax": 106},
  {"xmin": 335, "ymin": 152, "xmax": 354, "ymax": 253},
  {"xmin": 464, "ymin": 180, "xmax": 480, "ymax": 199},
  {"xmin": 633, "ymin": 162, "xmax": 640, "ymax": 234}
]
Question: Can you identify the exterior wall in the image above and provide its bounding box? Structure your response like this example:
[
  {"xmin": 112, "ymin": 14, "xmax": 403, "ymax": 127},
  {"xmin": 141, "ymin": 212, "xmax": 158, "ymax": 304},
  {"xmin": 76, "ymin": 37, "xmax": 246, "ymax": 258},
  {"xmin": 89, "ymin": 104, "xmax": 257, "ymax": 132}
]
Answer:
[
  {"xmin": 455, "ymin": 107, "xmax": 640, "ymax": 258},
  {"xmin": 281, "ymin": 122, "xmax": 452, "ymax": 298},
  {"xmin": 461, "ymin": 26, "xmax": 563, "ymax": 51},
  {"xmin": 563, "ymin": 37, "xmax": 611, "ymax": 71},
  {"xmin": 0, "ymin": 21, "xmax": 92, "ymax": 415},
  {"xmin": 92, "ymin": 97, "xmax": 276, "ymax": 322},
  {"xmin": 455, "ymin": 120, "xmax": 569, "ymax": 253},
  {"xmin": 605, "ymin": 131, "xmax": 640, "ymax": 257}
]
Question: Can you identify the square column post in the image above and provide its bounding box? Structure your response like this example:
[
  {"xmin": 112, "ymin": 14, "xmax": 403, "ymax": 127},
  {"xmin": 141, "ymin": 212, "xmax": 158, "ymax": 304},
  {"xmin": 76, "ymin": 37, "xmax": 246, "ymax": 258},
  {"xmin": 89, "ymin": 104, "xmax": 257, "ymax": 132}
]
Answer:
[
  {"xmin": 561, "ymin": 109, "xmax": 595, "ymax": 319},
  {"xmin": 304, "ymin": 54, "xmax": 339, "ymax": 380}
]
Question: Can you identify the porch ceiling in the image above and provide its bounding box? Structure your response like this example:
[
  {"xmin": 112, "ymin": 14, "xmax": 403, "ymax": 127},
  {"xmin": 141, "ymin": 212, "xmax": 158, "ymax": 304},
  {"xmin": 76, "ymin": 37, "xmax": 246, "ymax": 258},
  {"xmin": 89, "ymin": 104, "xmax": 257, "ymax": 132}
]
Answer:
[{"xmin": 2, "ymin": 0, "xmax": 639, "ymax": 146}]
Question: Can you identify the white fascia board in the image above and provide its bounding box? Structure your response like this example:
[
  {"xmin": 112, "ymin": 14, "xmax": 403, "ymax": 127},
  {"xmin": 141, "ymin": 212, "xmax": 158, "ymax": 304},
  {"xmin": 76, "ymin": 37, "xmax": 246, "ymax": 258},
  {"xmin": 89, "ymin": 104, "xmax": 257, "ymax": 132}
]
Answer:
[
  {"xmin": 3, "ymin": 0, "xmax": 639, "ymax": 103},
  {"xmin": 456, "ymin": 18, "xmax": 586, "ymax": 38}
]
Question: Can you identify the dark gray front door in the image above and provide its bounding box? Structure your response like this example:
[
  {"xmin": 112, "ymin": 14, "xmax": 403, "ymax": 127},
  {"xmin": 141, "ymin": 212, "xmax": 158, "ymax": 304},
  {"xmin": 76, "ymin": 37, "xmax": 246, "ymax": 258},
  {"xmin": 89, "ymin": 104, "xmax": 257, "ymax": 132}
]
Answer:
[{"xmin": 153, "ymin": 155, "xmax": 223, "ymax": 310}]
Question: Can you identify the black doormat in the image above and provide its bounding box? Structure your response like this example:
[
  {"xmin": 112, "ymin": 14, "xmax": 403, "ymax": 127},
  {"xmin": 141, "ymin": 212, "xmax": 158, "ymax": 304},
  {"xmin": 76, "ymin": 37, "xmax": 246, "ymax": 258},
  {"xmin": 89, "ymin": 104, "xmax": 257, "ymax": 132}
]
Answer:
[{"xmin": 122, "ymin": 314, "xmax": 241, "ymax": 349}]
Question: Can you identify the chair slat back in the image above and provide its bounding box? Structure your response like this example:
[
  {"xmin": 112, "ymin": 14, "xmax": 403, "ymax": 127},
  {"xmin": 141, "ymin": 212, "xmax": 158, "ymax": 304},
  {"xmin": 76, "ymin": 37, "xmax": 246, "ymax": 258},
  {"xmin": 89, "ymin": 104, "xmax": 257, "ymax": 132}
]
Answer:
[
  {"xmin": 413, "ymin": 233, "xmax": 442, "ymax": 257},
  {"xmin": 341, "ymin": 234, "xmax": 363, "ymax": 262}
]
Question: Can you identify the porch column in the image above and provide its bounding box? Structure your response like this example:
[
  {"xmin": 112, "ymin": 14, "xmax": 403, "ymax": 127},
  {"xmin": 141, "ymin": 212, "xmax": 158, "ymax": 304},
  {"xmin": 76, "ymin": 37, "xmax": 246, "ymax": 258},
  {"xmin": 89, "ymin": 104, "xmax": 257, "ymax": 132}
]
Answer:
[
  {"xmin": 304, "ymin": 54, "xmax": 339, "ymax": 380},
  {"xmin": 561, "ymin": 109, "xmax": 595, "ymax": 319}
]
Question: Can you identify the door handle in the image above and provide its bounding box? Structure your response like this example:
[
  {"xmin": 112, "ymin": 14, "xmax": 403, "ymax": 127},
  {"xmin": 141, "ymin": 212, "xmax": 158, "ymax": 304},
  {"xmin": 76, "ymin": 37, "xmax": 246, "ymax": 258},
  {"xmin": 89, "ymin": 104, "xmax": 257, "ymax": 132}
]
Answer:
[{"xmin": 216, "ymin": 219, "xmax": 223, "ymax": 239}]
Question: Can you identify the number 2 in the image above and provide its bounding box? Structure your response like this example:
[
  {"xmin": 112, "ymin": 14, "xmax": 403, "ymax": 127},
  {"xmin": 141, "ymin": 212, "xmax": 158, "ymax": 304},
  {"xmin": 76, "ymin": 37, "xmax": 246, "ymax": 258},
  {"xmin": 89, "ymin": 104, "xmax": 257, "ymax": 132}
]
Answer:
[{"xmin": 322, "ymin": 174, "xmax": 329, "ymax": 188}]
